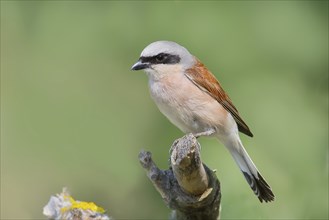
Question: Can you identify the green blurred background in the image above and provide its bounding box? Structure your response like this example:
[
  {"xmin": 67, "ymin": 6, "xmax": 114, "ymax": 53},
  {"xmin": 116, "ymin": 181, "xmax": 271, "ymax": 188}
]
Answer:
[{"xmin": 1, "ymin": 1, "xmax": 328, "ymax": 219}]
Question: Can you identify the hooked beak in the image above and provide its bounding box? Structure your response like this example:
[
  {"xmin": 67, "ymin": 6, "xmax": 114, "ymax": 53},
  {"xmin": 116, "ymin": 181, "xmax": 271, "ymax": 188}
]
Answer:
[{"xmin": 131, "ymin": 60, "xmax": 150, "ymax": 71}]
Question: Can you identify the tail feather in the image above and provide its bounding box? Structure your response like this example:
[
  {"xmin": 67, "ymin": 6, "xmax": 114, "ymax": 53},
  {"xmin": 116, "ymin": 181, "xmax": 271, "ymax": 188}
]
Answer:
[
  {"xmin": 242, "ymin": 171, "xmax": 275, "ymax": 203},
  {"xmin": 226, "ymin": 139, "xmax": 275, "ymax": 203}
]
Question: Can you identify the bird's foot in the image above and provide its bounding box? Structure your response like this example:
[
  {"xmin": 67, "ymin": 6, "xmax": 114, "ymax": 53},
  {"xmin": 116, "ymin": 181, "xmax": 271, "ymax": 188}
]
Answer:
[{"xmin": 194, "ymin": 128, "xmax": 216, "ymax": 138}]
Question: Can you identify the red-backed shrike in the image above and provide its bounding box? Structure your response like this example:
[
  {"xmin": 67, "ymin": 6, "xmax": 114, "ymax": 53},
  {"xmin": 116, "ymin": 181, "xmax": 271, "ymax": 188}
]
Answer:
[{"xmin": 131, "ymin": 41, "xmax": 274, "ymax": 202}]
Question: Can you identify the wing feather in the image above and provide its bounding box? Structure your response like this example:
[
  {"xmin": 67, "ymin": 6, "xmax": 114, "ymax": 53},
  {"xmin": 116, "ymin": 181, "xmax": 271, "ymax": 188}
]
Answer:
[{"xmin": 185, "ymin": 58, "xmax": 253, "ymax": 137}]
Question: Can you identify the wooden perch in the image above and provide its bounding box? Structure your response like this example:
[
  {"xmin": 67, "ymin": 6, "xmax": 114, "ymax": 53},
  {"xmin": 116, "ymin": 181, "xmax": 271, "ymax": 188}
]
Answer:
[{"xmin": 138, "ymin": 134, "xmax": 221, "ymax": 220}]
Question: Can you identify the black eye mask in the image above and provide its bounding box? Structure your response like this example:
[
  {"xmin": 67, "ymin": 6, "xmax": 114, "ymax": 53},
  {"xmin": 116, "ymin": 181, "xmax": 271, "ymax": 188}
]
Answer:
[{"xmin": 140, "ymin": 53, "xmax": 181, "ymax": 65}]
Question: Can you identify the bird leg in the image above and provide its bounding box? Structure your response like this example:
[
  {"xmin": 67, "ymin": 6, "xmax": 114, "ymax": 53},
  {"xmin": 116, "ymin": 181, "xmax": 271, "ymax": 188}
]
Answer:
[{"xmin": 194, "ymin": 128, "xmax": 216, "ymax": 138}]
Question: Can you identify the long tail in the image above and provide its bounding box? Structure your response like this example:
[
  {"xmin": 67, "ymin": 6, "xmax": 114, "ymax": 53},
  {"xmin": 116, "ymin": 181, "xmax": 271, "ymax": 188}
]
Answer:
[{"xmin": 225, "ymin": 138, "xmax": 275, "ymax": 203}]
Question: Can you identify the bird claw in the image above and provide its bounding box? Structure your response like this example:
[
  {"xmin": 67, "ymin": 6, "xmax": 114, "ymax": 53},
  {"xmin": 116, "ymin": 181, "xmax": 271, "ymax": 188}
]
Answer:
[{"xmin": 194, "ymin": 128, "xmax": 216, "ymax": 138}]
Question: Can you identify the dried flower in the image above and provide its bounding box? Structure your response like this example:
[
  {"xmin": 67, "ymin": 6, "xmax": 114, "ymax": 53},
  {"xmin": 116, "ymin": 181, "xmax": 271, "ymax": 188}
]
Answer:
[{"xmin": 43, "ymin": 188, "xmax": 111, "ymax": 220}]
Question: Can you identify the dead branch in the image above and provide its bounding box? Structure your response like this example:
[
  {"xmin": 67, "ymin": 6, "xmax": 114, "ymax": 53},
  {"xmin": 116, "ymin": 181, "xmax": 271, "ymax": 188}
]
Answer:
[{"xmin": 139, "ymin": 134, "xmax": 221, "ymax": 220}]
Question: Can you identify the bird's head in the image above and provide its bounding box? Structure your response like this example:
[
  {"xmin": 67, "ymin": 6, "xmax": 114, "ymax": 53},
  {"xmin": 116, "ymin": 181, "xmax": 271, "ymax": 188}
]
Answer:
[{"xmin": 131, "ymin": 41, "xmax": 195, "ymax": 80}]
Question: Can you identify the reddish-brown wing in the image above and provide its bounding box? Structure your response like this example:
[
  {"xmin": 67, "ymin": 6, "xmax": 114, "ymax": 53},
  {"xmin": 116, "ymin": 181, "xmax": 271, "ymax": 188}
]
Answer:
[{"xmin": 185, "ymin": 58, "xmax": 253, "ymax": 137}]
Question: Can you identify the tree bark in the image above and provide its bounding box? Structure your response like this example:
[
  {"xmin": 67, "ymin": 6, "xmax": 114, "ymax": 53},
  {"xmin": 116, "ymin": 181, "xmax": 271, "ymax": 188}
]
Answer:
[{"xmin": 138, "ymin": 134, "xmax": 221, "ymax": 220}]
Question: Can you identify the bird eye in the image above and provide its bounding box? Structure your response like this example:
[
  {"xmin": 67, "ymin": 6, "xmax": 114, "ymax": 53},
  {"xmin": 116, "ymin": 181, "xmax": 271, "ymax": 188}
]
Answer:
[{"xmin": 156, "ymin": 54, "xmax": 166, "ymax": 62}]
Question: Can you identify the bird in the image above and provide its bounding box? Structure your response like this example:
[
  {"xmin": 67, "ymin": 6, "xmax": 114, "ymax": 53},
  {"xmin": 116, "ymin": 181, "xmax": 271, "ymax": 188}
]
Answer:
[{"xmin": 131, "ymin": 40, "xmax": 274, "ymax": 203}]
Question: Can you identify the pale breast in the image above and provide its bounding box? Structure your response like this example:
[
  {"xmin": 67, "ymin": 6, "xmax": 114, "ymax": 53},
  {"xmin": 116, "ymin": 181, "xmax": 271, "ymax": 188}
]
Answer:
[{"xmin": 148, "ymin": 72, "xmax": 234, "ymax": 135}]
